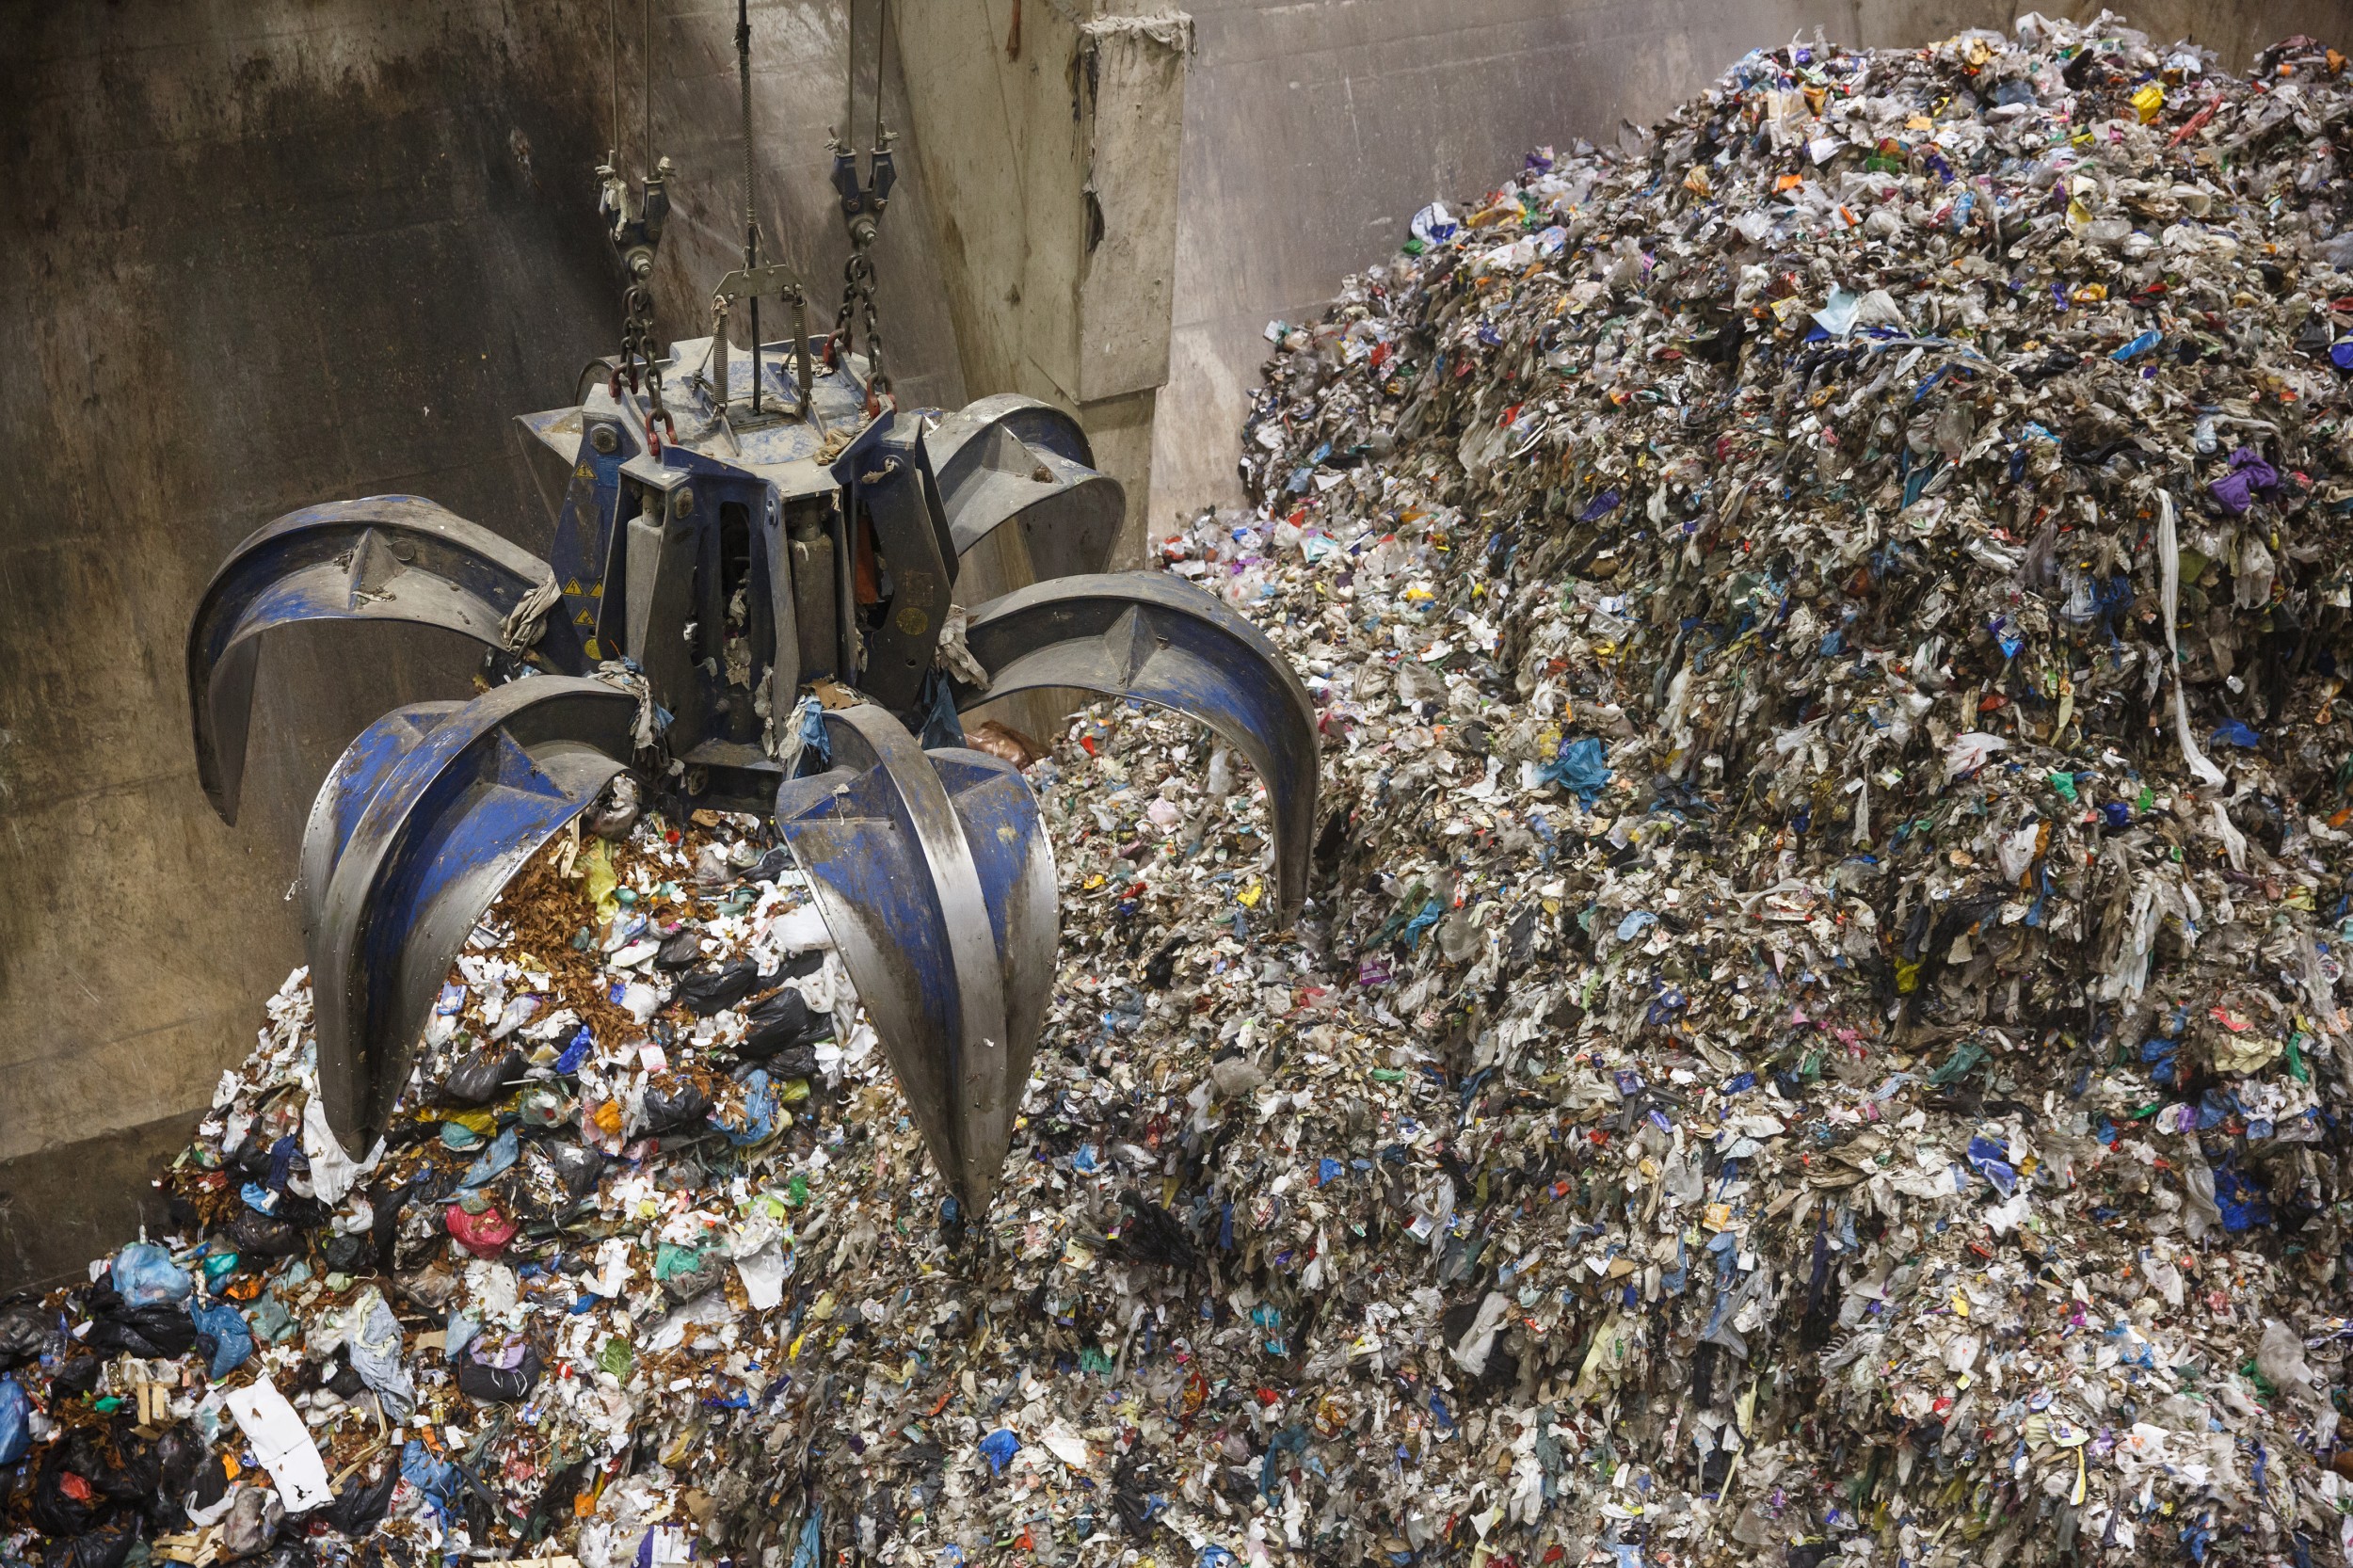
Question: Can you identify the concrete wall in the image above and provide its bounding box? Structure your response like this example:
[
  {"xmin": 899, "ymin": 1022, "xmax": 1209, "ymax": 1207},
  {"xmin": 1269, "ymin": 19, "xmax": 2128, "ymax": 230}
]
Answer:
[
  {"xmin": 892, "ymin": 0, "xmax": 1194, "ymax": 564},
  {"xmin": 2, "ymin": 0, "xmax": 2340, "ymax": 1288}
]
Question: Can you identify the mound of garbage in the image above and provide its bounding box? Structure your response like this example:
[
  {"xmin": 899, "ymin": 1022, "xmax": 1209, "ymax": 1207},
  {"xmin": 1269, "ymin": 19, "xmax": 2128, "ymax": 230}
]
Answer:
[{"xmin": 15, "ymin": 12, "xmax": 2353, "ymax": 1568}]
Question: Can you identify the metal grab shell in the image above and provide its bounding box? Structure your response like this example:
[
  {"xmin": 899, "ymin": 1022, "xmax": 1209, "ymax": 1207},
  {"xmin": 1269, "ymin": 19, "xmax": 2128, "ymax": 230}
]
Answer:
[
  {"xmin": 303, "ymin": 677, "xmax": 639, "ymax": 1145},
  {"xmin": 952, "ymin": 571, "xmax": 1320, "ymax": 920},
  {"xmin": 182, "ymin": 382, "xmax": 1315, "ymax": 1217},
  {"xmin": 926, "ymin": 393, "xmax": 1125, "ymax": 582},
  {"xmin": 772, "ymin": 706, "xmax": 1056, "ymax": 1212},
  {"xmin": 187, "ymin": 495, "xmax": 562, "ymax": 824}
]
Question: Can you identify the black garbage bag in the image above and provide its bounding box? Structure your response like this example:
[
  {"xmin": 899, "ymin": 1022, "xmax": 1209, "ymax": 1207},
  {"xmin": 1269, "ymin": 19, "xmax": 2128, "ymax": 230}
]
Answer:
[
  {"xmin": 92, "ymin": 1422, "xmax": 160, "ymax": 1504},
  {"xmin": 85, "ymin": 1303, "xmax": 195, "ymax": 1360},
  {"xmin": 32, "ymin": 1431, "xmax": 110, "ymax": 1536},
  {"xmin": 367, "ymin": 1179, "xmax": 409, "ymax": 1275},
  {"xmin": 252, "ymin": 1188, "xmax": 328, "ymax": 1232},
  {"xmin": 654, "ymin": 925, "xmax": 708, "ymax": 970},
  {"xmin": 748, "ymin": 1041, "xmax": 822, "ymax": 1079},
  {"xmin": 1111, "ymin": 1452, "xmax": 1166, "ymax": 1541},
  {"xmin": 183, "ymin": 1451, "xmax": 232, "ymax": 1518},
  {"xmin": 530, "ymin": 1458, "xmax": 589, "ymax": 1529},
  {"xmin": 544, "ymin": 1139, "xmax": 606, "ymax": 1203},
  {"xmin": 218, "ymin": 1208, "xmax": 306, "ymax": 1258},
  {"xmin": 740, "ymin": 984, "xmax": 814, "ymax": 1048},
  {"xmin": 510, "ymin": 1140, "xmax": 589, "ymax": 1227},
  {"xmin": 150, "ymin": 1425, "xmax": 203, "ymax": 1516},
  {"xmin": 322, "ymin": 1464, "xmax": 399, "ymax": 1536},
  {"xmin": 0, "ymin": 1297, "xmax": 54, "ymax": 1369},
  {"xmin": 320, "ymin": 1231, "xmax": 368, "ymax": 1273},
  {"xmin": 639, "ymin": 1080, "xmax": 712, "ymax": 1136},
  {"xmin": 678, "ymin": 959, "xmax": 760, "ymax": 1017},
  {"xmin": 696, "ymin": 948, "xmax": 825, "ymax": 1028},
  {"xmin": 50, "ymin": 1352, "xmax": 99, "ymax": 1400},
  {"xmin": 1106, "ymin": 1191, "xmax": 1200, "ymax": 1270},
  {"xmin": 323, "ymin": 1355, "xmax": 366, "ymax": 1400},
  {"xmin": 456, "ymin": 1341, "xmax": 543, "ymax": 1403},
  {"xmin": 741, "ymin": 985, "xmax": 835, "ymax": 1061},
  {"xmin": 52, "ymin": 1517, "xmax": 139, "ymax": 1568},
  {"xmin": 439, "ymin": 1046, "xmax": 524, "ymax": 1106}
]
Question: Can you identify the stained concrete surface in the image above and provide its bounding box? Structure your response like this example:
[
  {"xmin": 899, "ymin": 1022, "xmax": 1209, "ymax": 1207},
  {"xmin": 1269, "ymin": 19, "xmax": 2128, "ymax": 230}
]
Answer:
[{"xmin": 4, "ymin": 0, "xmax": 2345, "ymax": 1290}]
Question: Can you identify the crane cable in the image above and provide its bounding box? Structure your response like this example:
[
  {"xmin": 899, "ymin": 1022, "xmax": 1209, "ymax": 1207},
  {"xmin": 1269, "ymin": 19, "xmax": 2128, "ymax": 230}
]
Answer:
[
  {"xmin": 829, "ymin": 0, "xmax": 894, "ymax": 413},
  {"xmin": 606, "ymin": 0, "xmax": 671, "ymax": 446},
  {"xmin": 739, "ymin": 0, "xmax": 764, "ymax": 412}
]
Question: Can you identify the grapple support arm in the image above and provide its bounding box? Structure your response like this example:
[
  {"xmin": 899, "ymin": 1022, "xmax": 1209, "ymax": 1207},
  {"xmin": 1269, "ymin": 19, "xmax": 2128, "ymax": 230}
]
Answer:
[
  {"xmin": 927, "ymin": 394, "xmax": 1124, "ymax": 581},
  {"xmin": 303, "ymin": 676, "xmax": 640, "ymax": 1146},
  {"xmin": 772, "ymin": 705, "xmax": 1055, "ymax": 1213},
  {"xmin": 187, "ymin": 496, "xmax": 562, "ymax": 824},
  {"xmin": 953, "ymin": 572, "xmax": 1320, "ymax": 920}
]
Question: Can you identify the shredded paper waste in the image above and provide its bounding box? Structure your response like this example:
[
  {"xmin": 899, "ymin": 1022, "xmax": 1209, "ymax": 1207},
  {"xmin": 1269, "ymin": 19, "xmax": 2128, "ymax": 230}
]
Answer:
[{"xmin": 18, "ymin": 13, "xmax": 2353, "ymax": 1568}]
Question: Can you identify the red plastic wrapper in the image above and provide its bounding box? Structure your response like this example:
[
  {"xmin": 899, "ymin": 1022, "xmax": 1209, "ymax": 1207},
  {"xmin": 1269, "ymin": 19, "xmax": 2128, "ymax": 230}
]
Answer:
[{"xmin": 445, "ymin": 1200, "xmax": 518, "ymax": 1257}]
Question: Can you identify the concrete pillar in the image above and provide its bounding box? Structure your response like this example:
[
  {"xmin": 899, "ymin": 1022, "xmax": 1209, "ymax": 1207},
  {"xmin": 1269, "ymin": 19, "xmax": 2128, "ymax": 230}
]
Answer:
[{"xmin": 892, "ymin": 0, "xmax": 1193, "ymax": 568}]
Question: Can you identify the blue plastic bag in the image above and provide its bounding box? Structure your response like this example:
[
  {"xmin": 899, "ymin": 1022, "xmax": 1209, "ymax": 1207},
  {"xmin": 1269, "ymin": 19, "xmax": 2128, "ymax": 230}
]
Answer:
[
  {"xmin": 0, "ymin": 1377, "xmax": 29, "ymax": 1465},
  {"xmin": 2209, "ymin": 719, "xmax": 2262, "ymax": 749},
  {"xmin": 189, "ymin": 1298, "xmax": 253, "ymax": 1380},
  {"xmin": 460, "ymin": 1128, "xmax": 520, "ymax": 1190},
  {"xmin": 1967, "ymin": 1134, "xmax": 2019, "ymax": 1197},
  {"xmin": 979, "ymin": 1427, "xmax": 1021, "ymax": 1474},
  {"xmin": 400, "ymin": 1439, "xmax": 460, "ymax": 1519},
  {"xmin": 1538, "ymin": 736, "xmax": 1613, "ymax": 807},
  {"xmin": 915, "ymin": 668, "xmax": 966, "ymax": 750},
  {"xmin": 556, "ymin": 1024, "xmax": 596, "ymax": 1074},
  {"xmin": 111, "ymin": 1241, "xmax": 192, "ymax": 1309},
  {"xmin": 1261, "ymin": 1424, "xmax": 1310, "ymax": 1502},
  {"xmin": 796, "ymin": 700, "xmax": 831, "ymax": 772},
  {"xmin": 715, "ymin": 1069, "xmax": 779, "ymax": 1146},
  {"xmin": 1408, "ymin": 200, "xmax": 1458, "ymax": 245},
  {"xmin": 789, "ymin": 1511, "xmax": 824, "ymax": 1568},
  {"xmin": 2215, "ymin": 1164, "xmax": 2274, "ymax": 1231}
]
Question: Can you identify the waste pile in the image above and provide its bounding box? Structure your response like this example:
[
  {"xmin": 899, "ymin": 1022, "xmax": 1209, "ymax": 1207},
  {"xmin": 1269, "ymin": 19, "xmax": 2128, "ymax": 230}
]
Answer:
[{"xmin": 16, "ymin": 11, "xmax": 2353, "ymax": 1568}]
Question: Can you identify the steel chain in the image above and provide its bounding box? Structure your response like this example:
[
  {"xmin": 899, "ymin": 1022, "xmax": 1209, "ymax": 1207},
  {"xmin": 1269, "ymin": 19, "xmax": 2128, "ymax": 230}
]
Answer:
[
  {"xmin": 832, "ymin": 231, "xmax": 889, "ymax": 410},
  {"xmin": 616, "ymin": 275, "xmax": 671, "ymax": 446}
]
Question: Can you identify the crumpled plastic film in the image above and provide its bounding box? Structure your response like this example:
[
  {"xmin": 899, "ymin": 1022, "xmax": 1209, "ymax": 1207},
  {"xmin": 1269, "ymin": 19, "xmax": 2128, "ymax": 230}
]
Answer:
[{"xmin": 1174, "ymin": 17, "xmax": 2353, "ymax": 1565}]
